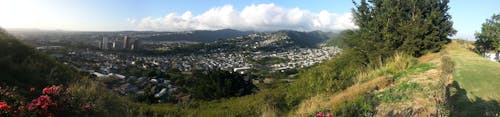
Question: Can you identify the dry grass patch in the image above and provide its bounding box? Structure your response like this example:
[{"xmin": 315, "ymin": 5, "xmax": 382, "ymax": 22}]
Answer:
[
  {"xmin": 374, "ymin": 49, "xmax": 448, "ymax": 117},
  {"xmin": 291, "ymin": 76, "xmax": 389, "ymax": 116}
]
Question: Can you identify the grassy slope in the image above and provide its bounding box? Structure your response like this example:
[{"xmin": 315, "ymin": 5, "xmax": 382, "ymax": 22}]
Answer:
[
  {"xmin": 291, "ymin": 47, "xmax": 456, "ymax": 116},
  {"xmin": 446, "ymin": 41, "xmax": 500, "ymax": 116},
  {"xmin": 373, "ymin": 52, "xmax": 446, "ymax": 116},
  {"xmin": 447, "ymin": 41, "xmax": 500, "ymax": 99},
  {"xmin": 290, "ymin": 53, "xmax": 416, "ymax": 116}
]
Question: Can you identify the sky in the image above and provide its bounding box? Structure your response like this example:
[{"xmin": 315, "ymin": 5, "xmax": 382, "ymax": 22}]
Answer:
[{"xmin": 0, "ymin": 0, "xmax": 498, "ymax": 40}]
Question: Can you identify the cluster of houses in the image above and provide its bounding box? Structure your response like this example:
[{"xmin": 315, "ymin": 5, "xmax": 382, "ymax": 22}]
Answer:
[{"xmin": 36, "ymin": 31, "xmax": 342, "ymax": 103}]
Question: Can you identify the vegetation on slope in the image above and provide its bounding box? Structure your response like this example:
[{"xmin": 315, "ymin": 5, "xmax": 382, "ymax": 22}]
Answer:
[
  {"xmin": 189, "ymin": 69, "xmax": 257, "ymax": 101},
  {"xmin": 0, "ymin": 28, "xmax": 133, "ymax": 116},
  {"xmin": 292, "ymin": 41, "xmax": 460, "ymax": 117},
  {"xmin": 349, "ymin": 0, "xmax": 455, "ymax": 60},
  {"xmin": 290, "ymin": 53, "xmax": 415, "ymax": 116},
  {"xmin": 0, "ymin": 29, "xmax": 78, "ymax": 89},
  {"xmin": 288, "ymin": 0, "xmax": 458, "ymax": 116},
  {"xmin": 372, "ymin": 50, "xmax": 452, "ymax": 116}
]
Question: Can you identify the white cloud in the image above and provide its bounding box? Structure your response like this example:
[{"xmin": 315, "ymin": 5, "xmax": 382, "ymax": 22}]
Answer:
[
  {"xmin": 126, "ymin": 18, "xmax": 136, "ymax": 24},
  {"xmin": 131, "ymin": 3, "xmax": 356, "ymax": 32}
]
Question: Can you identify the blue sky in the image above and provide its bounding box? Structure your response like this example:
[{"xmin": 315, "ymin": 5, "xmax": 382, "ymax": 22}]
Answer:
[{"xmin": 0, "ymin": 0, "xmax": 498, "ymax": 40}]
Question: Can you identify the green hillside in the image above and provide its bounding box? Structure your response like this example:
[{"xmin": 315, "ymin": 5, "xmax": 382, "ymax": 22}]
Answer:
[
  {"xmin": 447, "ymin": 41, "xmax": 500, "ymax": 116},
  {"xmin": 0, "ymin": 29, "xmax": 79, "ymax": 89},
  {"xmin": 0, "ymin": 29, "xmax": 132, "ymax": 116}
]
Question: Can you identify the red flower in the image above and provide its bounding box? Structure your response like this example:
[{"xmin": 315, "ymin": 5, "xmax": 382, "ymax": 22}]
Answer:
[
  {"xmin": 28, "ymin": 95, "xmax": 56, "ymax": 111},
  {"xmin": 327, "ymin": 113, "xmax": 333, "ymax": 117},
  {"xmin": 46, "ymin": 113, "xmax": 54, "ymax": 117},
  {"xmin": 30, "ymin": 87, "xmax": 36, "ymax": 92},
  {"xmin": 83, "ymin": 103, "xmax": 92, "ymax": 110},
  {"xmin": 315, "ymin": 111, "xmax": 325, "ymax": 117},
  {"xmin": 0, "ymin": 101, "xmax": 12, "ymax": 112},
  {"xmin": 42, "ymin": 85, "xmax": 63, "ymax": 96},
  {"xmin": 17, "ymin": 105, "xmax": 25, "ymax": 111}
]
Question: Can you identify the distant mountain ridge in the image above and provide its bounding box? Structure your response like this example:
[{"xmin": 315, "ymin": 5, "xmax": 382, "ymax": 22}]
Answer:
[
  {"xmin": 276, "ymin": 30, "xmax": 335, "ymax": 48},
  {"xmin": 143, "ymin": 29, "xmax": 252, "ymax": 42},
  {"xmin": 142, "ymin": 29, "xmax": 339, "ymax": 45}
]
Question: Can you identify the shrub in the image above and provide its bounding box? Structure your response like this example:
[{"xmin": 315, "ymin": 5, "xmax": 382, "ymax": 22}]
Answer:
[
  {"xmin": 377, "ymin": 82, "xmax": 423, "ymax": 103},
  {"xmin": 0, "ymin": 85, "xmax": 95, "ymax": 117},
  {"xmin": 333, "ymin": 95, "xmax": 375, "ymax": 117},
  {"xmin": 441, "ymin": 55, "xmax": 455, "ymax": 75},
  {"xmin": 189, "ymin": 69, "xmax": 257, "ymax": 100}
]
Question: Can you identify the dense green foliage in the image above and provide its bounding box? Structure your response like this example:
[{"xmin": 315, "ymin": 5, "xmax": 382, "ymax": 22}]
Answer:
[
  {"xmin": 286, "ymin": 50, "xmax": 366, "ymax": 102},
  {"xmin": 189, "ymin": 69, "xmax": 257, "ymax": 100},
  {"xmin": 0, "ymin": 29, "xmax": 79, "ymax": 89},
  {"xmin": 377, "ymin": 82, "xmax": 423, "ymax": 103},
  {"xmin": 348, "ymin": 0, "xmax": 455, "ymax": 64},
  {"xmin": 334, "ymin": 95, "xmax": 375, "ymax": 117},
  {"xmin": 324, "ymin": 31, "xmax": 347, "ymax": 48},
  {"xmin": 474, "ymin": 14, "xmax": 500, "ymax": 53}
]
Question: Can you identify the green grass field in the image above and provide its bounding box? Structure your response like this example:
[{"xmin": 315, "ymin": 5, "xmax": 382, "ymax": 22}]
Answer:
[
  {"xmin": 447, "ymin": 41, "xmax": 500, "ymax": 116},
  {"xmin": 448, "ymin": 41, "xmax": 500, "ymax": 99}
]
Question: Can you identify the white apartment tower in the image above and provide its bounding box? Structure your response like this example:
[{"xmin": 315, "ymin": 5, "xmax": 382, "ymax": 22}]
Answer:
[{"xmin": 102, "ymin": 37, "xmax": 109, "ymax": 50}]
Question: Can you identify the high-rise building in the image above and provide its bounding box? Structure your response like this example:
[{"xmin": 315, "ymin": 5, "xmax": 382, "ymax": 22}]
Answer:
[
  {"xmin": 97, "ymin": 41, "xmax": 102, "ymax": 49},
  {"xmin": 123, "ymin": 36, "xmax": 129, "ymax": 49},
  {"xmin": 112, "ymin": 41, "xmax": 116, "ymax": 49},
  {"xmin": 131, "ymin": 39, "xmax": 143, "ymax": 50},
  {"xmin": 102, "ymin": 37, "xmax": 109, "ymax": 50}
]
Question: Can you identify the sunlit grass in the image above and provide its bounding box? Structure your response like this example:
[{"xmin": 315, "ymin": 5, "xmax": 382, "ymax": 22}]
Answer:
[{"xmin": 447, "ymin": 41, "xmax": 500, "ymax": 100}]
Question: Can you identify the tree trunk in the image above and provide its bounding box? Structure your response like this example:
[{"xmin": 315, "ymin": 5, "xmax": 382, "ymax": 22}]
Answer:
[{"xmin": 496, "ymin": 51, "xmax": 500, "ymax": 62}]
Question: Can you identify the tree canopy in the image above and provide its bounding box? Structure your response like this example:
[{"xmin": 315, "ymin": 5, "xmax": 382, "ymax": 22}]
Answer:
[
  {"xmin": 346, "ymin": 0, "xmax": 456, "ymax": 65},
  {"xmin": 189, "ymin": 69, "xmax": 257, "ymax": 100},
  {"xmin": 475, "ymin": 14, "xmax": 500, "ymax": 53}
]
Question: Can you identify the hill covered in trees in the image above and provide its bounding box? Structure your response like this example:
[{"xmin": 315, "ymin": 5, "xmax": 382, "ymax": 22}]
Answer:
[{"xmin": 0, "ymin": 29, "xmax": 79, "ymax": 89}]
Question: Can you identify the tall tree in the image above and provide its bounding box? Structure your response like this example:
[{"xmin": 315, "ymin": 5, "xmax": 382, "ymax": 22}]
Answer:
[
  {"xmin": 349, "ymin": 0, "xmax": 456, "ymax": 65},
  {"xmin": 475, "ymin": 14, "xmax": 500, "ymax": 58}
]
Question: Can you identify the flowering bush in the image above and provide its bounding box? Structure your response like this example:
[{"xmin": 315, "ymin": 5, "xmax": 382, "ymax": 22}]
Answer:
[
  {"xmin": 0, "ymin": 101, "xmax": 11, "ymax": 111},
  {"xmin": 0, "ymin": 85, "xmax": 94, "ymax": 117},
  {"xmin": 42, "ymin": 85, "xmax": 63, "ymax": 96},
  {"xmin": 314, "ymin": 111, "xmax": 333, "ymax": 117},
  {"xmin": 29, "ymin": 88, "xmax": 36, "ymax": 93}
]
